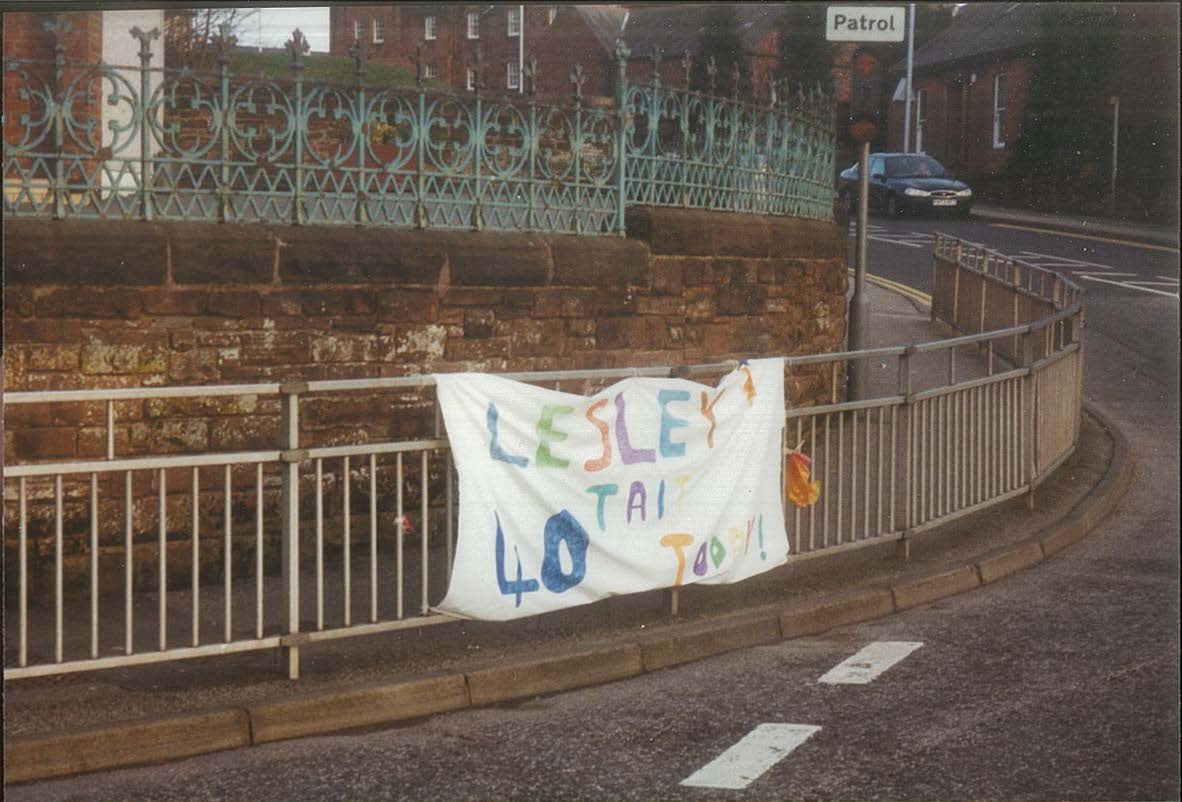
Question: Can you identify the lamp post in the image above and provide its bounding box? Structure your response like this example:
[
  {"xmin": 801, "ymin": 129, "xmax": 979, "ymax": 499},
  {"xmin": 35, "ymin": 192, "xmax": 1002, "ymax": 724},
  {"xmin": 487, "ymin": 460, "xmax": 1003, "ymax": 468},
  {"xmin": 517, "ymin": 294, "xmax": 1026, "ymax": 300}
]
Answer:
[{"xmin": 1108, "ymin": 95, "xmax": 1119, "ymax": 218}]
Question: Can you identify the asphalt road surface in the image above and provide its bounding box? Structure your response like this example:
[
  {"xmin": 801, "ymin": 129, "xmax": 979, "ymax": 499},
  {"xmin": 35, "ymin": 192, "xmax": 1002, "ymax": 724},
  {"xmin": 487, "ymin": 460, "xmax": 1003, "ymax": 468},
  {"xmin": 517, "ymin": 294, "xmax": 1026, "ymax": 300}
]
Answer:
[{"xmin": 11, "ymin": 214, "xmax": 1179, "ymax": 801}]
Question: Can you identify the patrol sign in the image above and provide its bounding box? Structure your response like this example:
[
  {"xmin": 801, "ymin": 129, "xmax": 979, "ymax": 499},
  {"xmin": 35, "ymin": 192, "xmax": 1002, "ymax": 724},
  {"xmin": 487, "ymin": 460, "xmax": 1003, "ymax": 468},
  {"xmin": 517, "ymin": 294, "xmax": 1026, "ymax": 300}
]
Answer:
[{"xmin": 826, "ymin": 6, "xmax": 906, "ymax": 42}]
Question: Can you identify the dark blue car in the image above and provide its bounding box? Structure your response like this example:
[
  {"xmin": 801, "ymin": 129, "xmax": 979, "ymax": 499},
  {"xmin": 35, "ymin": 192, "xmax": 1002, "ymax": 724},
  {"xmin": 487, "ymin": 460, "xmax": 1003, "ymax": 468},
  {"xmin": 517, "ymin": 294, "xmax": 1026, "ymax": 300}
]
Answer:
[{"xmin": 838, "ymin": 153, "xmax": 972, "ymax": 218}]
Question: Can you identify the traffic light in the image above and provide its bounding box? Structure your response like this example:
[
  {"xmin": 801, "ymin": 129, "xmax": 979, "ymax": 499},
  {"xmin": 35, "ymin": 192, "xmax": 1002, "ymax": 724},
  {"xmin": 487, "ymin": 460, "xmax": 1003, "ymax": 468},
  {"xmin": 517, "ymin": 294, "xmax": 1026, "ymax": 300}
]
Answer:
[{"xmin": 848, "ymin": 50, "xmax": 881, "ymax": 143}]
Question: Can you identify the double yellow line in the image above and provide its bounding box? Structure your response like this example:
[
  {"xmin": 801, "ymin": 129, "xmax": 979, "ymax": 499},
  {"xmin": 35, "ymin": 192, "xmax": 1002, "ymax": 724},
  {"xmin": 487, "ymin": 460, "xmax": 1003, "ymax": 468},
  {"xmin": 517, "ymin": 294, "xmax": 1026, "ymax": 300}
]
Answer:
[{"xmin": 847, "ymin": 268, "xmax": 932, "ymax": 307}]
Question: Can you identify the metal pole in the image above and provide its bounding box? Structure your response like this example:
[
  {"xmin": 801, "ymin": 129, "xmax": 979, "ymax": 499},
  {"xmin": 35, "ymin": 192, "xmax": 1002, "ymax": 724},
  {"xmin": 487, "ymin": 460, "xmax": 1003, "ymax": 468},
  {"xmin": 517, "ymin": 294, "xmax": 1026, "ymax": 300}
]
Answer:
[
  {"xmin": 903, "ymin": 3, "xmax": 915, "ymax": 152},
  {"xmin": 848, "ymin": 140, "xmax": 871, "ymax": 400},
  {"xmin": 518, "ymin": 4, "xmax": 524, "ymax": 94},
  {"xmin": 1108, "ymin": 96, "xmax": 1119, "ymax": 218}
]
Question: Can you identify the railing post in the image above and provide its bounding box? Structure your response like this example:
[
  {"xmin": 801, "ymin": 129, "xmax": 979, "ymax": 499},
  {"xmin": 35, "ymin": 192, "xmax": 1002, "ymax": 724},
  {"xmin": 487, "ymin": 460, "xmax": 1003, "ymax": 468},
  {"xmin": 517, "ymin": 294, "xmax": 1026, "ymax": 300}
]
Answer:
[
  {"xmin": 350, "ymin": 40, "xmax": 369, "ymax": 226},
  {"xmin": 131, "ymin": 26, "xmax": 160, "ymax": 222},
  {"xmin": 47, "ymin": 17, "xmax": 69, "ymax": 220},
  {"xmin": 287, "ymin": 29, "xmax": 309, "ymax": 225},
  {"xmin": 415, "ymin": 45, "xmax": 428, "ymax": 229},
  {"xmin": 279, "ymin": 382, "xmax": 306, "ymax": 679},
  {"xmin": 525, "ymin": 55, "xmax": 538, "ymax": 232},
  {"xmin": 1021, "ymin": 327, "xmax": 1037, "ymax": 511},
  {"xmin": 613, "ymin": 41, "xmax": 629, "ymax": 235},
  {"xmin": 216, "ymin": 25, "xmax": 233, "ymax": 223},
  {"xmin": 897, "ymin": 346, "xmax": 914, "ymax": 559},
  {"xmin": 570, "ymin": 63, "xmax": 585, "ymax": 234},
  {"xmin": 472, "ymin": 54, "xmax": 484, "ymax": 231}
]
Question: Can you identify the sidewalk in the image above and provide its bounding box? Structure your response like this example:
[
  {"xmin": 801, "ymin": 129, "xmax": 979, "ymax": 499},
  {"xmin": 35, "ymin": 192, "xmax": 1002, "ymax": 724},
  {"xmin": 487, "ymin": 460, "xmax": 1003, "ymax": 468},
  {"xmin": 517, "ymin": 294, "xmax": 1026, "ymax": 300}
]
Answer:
[
  {"xmin": 971, "ymin": 202, "xmax": 1179, "ymax": 248},
  {"xmin": 3, "ymin": 281, "xmax": 1134, "ymax": 784}
]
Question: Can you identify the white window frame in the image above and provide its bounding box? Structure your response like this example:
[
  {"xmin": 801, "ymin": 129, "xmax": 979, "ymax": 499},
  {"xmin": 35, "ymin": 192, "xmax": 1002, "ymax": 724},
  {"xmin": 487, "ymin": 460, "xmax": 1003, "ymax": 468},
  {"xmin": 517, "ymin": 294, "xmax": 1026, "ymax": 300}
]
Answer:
[
  {"xmin": 548, "ymin": 6, "xmax": 558, "ymax": 25},
  {"xmin": 466, "ymin": 67, "xmax": 478, "ymax": 91},
  {"xmin": 467, "ymin": 11, "xmax": 480, "ymax": 39},
  {"xmin": 424, "ymin": 63, "xmax": 438, "ymax": 80},
  {"xmin": 506, "ymin": 61, "xmax": 520, "ymax": 90},
  {"xmin": 424, "ymin": 15, "xmax": 437, "ymax": 41},
  {"xmin": 353, "ymin": 19, "xmax": 362, "ymax": 42},
  {"xmin": 507, "ymin": 7, "xmax": 520, "ymax": 37},
  {"xmin": 992, "ymin": 72, "xmax": 1007, "ymax": 149},
  {"xmin": 372, "ymin": 18, "xmax": 384, "ymax": 44},
  {"xmin": 915, "ymin": 88, "xmax": 927, "ymax": 153}
]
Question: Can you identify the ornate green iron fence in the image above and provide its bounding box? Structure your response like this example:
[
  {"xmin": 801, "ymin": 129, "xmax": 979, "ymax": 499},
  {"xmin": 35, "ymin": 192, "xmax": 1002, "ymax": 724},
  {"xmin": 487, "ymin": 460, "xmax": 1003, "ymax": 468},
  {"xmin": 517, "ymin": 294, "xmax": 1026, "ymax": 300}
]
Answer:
[{"xmin": 3, "ymin": 23, "xmax": 836, "ymax": 233}]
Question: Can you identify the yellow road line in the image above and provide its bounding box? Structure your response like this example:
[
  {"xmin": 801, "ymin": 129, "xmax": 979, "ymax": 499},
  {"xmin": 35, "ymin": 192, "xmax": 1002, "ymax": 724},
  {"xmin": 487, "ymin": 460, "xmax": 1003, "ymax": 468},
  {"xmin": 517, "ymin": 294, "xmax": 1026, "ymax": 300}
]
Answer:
[
  {"xmin": 989, "ymin": 223, "xmax": 1179, "ymax": 254},
  {"xmin": 847, "ymin": 267, "xmax": 932, "ymax": 305}
]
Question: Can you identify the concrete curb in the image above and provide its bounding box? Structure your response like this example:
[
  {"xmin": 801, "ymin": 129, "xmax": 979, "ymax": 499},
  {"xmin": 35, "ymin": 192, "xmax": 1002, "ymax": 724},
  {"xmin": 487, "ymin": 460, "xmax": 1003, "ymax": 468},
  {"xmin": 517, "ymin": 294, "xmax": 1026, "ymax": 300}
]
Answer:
[
  {"xmin": 3, "ymin": 407, "xmax": 1134, "ymax": 786},
  {"xmin": 971, "ymin": 207, "xmax": 1178, "ymax": 248},
  {"xmin": 3, "ymin": 709, "xmax": 251, "ymax": 784}
]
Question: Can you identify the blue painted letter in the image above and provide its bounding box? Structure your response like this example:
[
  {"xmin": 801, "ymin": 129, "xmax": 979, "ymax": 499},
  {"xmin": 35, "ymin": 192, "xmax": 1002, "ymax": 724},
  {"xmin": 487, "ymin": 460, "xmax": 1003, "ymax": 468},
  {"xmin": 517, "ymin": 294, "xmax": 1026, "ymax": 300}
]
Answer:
[
  {"xmin": 494, "ymin": 513, "xmax": 539, "ymax": 607},
  {"xmin": 540, "ymin": 510, "xmax": 589, "ymax": 593},
  {"xmin": 658, "ymin": 389, "xmax": 691, "ymax": 458},
  {"xmin": 487, "ymin": 403, "xmax": 528, "ymax": 467}
]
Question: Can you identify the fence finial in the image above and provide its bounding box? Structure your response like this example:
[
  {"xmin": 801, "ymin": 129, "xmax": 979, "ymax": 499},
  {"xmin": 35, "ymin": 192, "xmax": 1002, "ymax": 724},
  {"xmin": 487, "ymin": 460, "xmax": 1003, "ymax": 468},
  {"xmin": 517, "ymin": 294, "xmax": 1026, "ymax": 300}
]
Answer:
[
  {"xmin": 129, "ymin": 26, "xmax": 160, "ymax": 66},
  {"xmin": 524, "ymin": 54, "xmax": 538, "ymax": 96},
  {"xmin": 569, "ymin": 62, "xmax": 586, "ymax": 104},
  {"xmin": 348, "ymin": 38, "xmax": 368, "ymax": 83},
  {"xmin": 415, "ymin": 40, "xmax": 426, "ymax": 87},
  {"xmin": 680, "ymin": 50, "xmax": 692, "ymax": 89},
  {"xmin": 730, "ymin": 61, "xmax": 741, "ymax": 100},
  {"xmin": 706, "ymin": 56, "xmax": 717, "ymax": 96},
  {"xmin": 286, "ymin": 28, "xmax": 309, "ymax": 73},
  {"xmin": 648, "ymin": 46, "xmax": 663, "ymax": 85}
]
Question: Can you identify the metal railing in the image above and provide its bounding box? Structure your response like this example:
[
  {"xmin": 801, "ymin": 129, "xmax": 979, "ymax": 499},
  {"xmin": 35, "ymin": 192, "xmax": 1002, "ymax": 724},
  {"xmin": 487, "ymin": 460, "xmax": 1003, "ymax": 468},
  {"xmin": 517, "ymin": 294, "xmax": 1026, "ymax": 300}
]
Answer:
[
  {"xmin": 2, "ymin": 24, "xmax": 836, "ymax": 233},
  {"xmin": 2, "ymin": 235, "xmax": 1084, "ymax": 681}
]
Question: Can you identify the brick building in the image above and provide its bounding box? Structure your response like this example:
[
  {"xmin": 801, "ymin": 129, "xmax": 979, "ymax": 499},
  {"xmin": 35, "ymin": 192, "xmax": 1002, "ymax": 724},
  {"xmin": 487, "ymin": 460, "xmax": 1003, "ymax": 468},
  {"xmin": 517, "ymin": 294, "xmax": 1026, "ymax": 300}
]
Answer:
[
  {"xmin": 884, "ymin": 2, "xmax": 1178, "ymax": 220},
  {"xmin": 328, "ymin": 4, "xmax": 564, "ymax": 94},
  {"xmin": 328, "ymin": 4, "xmax": 866, "ymax": 106}
]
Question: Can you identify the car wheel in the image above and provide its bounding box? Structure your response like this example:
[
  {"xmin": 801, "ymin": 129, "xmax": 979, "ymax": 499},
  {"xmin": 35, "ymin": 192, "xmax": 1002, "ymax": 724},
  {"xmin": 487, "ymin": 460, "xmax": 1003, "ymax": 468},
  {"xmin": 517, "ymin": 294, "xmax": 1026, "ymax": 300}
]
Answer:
[{"xmin": 886, "ymin": 194, "xmax": 901, "ymax": 218}]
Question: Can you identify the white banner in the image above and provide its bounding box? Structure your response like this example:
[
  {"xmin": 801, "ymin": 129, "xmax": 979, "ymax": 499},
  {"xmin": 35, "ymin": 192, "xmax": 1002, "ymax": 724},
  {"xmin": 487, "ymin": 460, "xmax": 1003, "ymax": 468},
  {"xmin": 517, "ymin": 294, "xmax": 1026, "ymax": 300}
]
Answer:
[{"xmin": 433, "ymin": 359, "xmax": 790, "ymax": 621}]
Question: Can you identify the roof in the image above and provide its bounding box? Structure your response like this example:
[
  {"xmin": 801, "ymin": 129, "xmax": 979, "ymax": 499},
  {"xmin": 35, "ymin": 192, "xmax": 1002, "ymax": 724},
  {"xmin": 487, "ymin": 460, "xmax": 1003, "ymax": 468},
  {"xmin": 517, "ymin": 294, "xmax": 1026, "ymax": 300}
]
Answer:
[
  {"xmin": 573, "ymin": 5, "xmax": 630, "ymax": 54},
  {"xmin": 622, "ymin": 4, "xmax": 781, "ymax": 59},
  {"xmin": 894, "ymin": 2, "xmax": 1045, "ymax": 73}
]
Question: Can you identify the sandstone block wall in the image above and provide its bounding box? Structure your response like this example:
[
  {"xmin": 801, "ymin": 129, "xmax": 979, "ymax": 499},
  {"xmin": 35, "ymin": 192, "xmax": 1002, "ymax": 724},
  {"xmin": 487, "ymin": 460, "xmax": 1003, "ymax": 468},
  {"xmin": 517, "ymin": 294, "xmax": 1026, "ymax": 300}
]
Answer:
[{"xmin": 3, "ymin": 210, "xmax": 848, "ymax": 598}]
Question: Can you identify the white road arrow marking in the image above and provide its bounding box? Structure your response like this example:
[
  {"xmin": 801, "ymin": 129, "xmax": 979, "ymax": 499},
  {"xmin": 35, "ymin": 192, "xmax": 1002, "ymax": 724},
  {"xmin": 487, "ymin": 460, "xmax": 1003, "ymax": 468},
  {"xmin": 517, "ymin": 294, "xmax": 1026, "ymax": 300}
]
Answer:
[
  {"xmin": 680, "ymin": 724, "xmax": 821, "ymax": 790},
  {"xmin": 818, "ymin": 641, "xmax": 924, "ymax": 684}
]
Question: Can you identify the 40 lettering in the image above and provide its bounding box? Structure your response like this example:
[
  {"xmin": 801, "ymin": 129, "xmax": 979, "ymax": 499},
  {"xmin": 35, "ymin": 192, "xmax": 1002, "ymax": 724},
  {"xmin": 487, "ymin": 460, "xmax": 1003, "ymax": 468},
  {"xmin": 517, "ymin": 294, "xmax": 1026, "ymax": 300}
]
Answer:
[{"xmin": 493, "ymin": 510, "xmax": 591, "ymax": 607}]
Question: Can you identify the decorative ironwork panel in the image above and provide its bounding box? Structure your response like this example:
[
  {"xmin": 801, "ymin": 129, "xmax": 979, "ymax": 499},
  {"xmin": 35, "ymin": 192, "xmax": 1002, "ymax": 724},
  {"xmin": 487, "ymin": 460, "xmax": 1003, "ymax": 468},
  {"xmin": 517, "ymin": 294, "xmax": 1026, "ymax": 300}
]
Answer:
[{"xmin": 4, "ymin": 28, "xmax": 835, "ymax": 233}]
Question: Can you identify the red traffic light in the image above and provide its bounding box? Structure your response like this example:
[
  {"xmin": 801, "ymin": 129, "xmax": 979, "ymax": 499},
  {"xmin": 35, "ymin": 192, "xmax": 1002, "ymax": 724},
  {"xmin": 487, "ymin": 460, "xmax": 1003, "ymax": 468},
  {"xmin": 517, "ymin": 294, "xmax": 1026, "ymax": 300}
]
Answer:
[{"xmin": 854, "ymin": 52, "xmax": 878, "ymax": 75}]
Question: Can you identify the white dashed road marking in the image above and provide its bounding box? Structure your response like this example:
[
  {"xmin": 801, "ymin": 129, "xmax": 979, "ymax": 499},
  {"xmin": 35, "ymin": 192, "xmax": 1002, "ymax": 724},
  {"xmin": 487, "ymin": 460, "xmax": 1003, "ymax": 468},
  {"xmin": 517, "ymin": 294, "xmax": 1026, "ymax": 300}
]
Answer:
[
  {"xmin": 818, "ymin": 641, "xmax": 924, "ymax": 685},
  {"xmin": 681, "ymin": 723, "xmax": 822, "ymax": 790},
  {"xmin": 1076, "ymin": 274, "xmax": 1180, "ymax": 298}
]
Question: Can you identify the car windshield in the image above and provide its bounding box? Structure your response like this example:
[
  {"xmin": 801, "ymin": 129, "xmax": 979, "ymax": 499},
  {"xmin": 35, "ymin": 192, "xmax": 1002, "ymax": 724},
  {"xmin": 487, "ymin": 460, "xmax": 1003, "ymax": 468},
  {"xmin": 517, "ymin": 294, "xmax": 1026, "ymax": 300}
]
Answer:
[{"xmin": 885, "ymin": 156, "xmax": 947, "ymax": 178}]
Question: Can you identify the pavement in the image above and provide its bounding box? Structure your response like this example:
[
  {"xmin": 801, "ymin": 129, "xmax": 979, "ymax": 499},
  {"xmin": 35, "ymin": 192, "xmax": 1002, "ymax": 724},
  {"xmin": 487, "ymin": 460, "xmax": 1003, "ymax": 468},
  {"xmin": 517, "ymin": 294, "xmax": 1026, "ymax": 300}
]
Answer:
[
  {"xmin": 970, "ymin": 202, "xmax": 1179, "ymax": 248},
  {"xmin": 2, "ymin": 279, "xmax": 1135, "ymax": 786}
]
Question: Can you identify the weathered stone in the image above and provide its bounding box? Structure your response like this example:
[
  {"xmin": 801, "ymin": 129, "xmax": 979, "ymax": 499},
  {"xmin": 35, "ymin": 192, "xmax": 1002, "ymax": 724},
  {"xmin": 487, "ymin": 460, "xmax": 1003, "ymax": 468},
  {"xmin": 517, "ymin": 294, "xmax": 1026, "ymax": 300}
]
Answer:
[
  {"xmin": 396, "ymin": 325, "xmax": 447, "ymax": 359},
  {"xmin": 716, "ymin": 284, "xmax": 768, "ymax": 316},
  {"xmin": 37, "ymin": 289, "xmax": 143, "ymax": 319},
  {"xmin": 549, "ymin": 234, "xmax": 649, "ymax": 287},
  {"xmin": 13, "ymin": 427, "xmax": 76, "ymax": 459},
  {"xmin": 141, "ymin": 289, "xmax": 209, "ymax": 316},
  {"xmin": 463, "ymin": 309, "xmax": 495, "ymax": 339},
  {"xmin": 377, "ymin": 289, "xmax": 439, "ymax": 323},
  {"xmin": 171, "ymin": 223, "xmax": 274, "ymax": 284},
  {"xmin": 650, "ymin": 257, "xmax": 685, "ymax": 296},
  {"xmin": 3, "ymin": 219, "xmax": 167, "ymax": 285},
  {"xmin": 445, "ymin": 232, "xmax": 551, "ymax": 286},
  {"xmin": 713, "ymin": 216, "xmax": 770, "ymax": 258},
  {"xmin": 595, "ymin": 316, "xmax": 648, "ymax": 350},
  {"xmin": 205, "ymin": 291, "xmax": 262, "ymax": 318}
]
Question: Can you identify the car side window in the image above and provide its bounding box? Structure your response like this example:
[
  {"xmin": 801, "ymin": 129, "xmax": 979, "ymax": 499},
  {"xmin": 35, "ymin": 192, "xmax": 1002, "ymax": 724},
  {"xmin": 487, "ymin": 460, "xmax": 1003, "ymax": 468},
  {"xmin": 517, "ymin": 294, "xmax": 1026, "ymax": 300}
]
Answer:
[{"xmin": 869, "ymin": 156, "xmax": 884, "ymax": 177}]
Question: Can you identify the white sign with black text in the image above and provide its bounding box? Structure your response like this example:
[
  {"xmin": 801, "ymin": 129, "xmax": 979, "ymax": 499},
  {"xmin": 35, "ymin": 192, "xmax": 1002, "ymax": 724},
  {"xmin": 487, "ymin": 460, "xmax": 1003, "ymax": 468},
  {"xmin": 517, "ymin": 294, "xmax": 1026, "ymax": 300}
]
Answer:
[{"xmin": 825, "ymin": 6, "xmax": 906, "ymax": 42}]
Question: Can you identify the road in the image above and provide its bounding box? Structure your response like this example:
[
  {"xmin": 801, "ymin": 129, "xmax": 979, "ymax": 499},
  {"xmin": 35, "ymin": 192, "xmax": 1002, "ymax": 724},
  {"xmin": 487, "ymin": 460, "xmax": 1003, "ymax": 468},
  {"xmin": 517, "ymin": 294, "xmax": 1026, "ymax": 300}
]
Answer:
[{"xmin": 10, "ymin": 214, "xmax": 1179, "ymax": 801}]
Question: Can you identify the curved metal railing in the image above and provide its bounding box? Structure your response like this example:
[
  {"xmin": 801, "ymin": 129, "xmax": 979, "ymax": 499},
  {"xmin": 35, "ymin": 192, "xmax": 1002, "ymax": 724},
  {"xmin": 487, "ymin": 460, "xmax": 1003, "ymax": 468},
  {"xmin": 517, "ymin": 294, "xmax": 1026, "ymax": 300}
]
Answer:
[{"xmin": 2, "ymin": 235, "xmax": 1085, "ymax": 680}]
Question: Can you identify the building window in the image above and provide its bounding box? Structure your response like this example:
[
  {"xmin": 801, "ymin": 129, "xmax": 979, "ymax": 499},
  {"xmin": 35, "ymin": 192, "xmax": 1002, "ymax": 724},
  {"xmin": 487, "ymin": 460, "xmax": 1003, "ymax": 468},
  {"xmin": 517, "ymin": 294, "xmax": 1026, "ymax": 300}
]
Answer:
[
  {"xmin": 548, "ymin": 6, "xmax": 558, "ymax": 25},
  {"xmin": 992, "ymin": 72, "xmax": 1007, "ymax": 148},
  {"xmin": 466, "ymin": 67, "xmax": 478, "ymax": 91},
  {"xmin": 353, "ymin": 19, "xmax": 363, "ymax": 42},
  {"xmin": 915, "ymin": 88, "xmax": 927, "ymax": 153},
  {"xmin": 508, "ymin": 8, "xmax": 520, "ymax": 37},
  {"xmin": 467, "ymin": 11, "xmax": 480, "ymax": 39},
  {"xmin": 424, "ymin": 15, "xmax": 437, "ymax": 41},
  {"xmin": 424, "ymin": 64, "xmax": 438, "ymax": 80},
  {"xmin": 507, "ymin": 61, "xmax": 520, "ymax": 90},
  {"xmin": 372, "ymin": 18, "xmax": 384, "ymax": 44}
]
